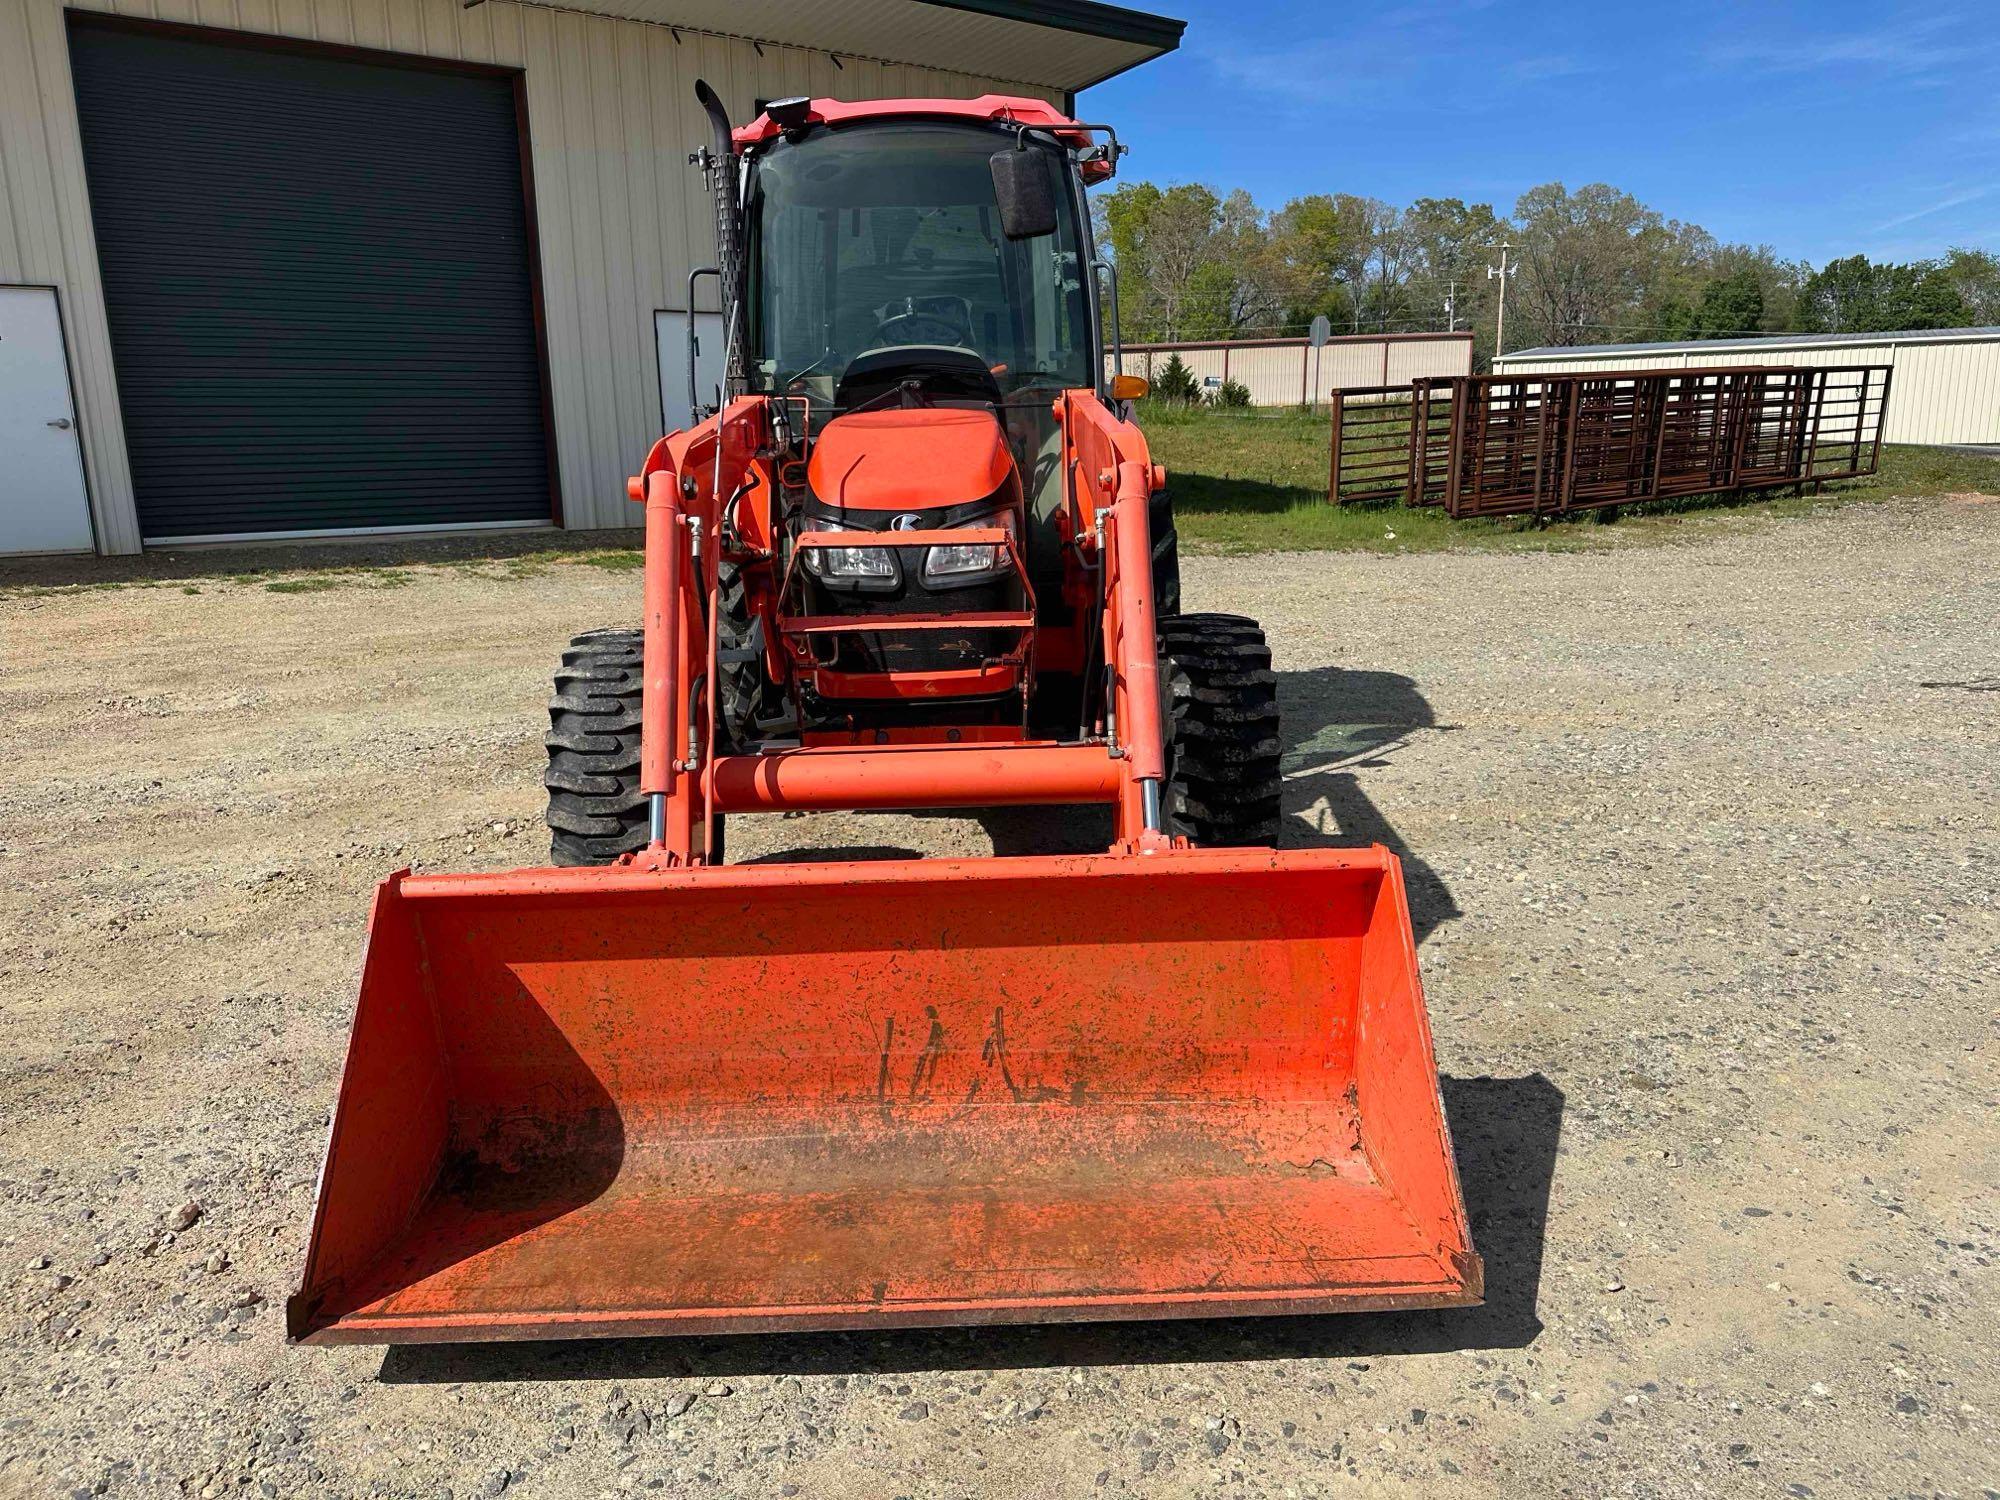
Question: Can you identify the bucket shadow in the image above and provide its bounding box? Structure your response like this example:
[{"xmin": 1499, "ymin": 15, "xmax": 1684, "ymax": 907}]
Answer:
[
  {"xmin": 736, "ymin": 844, "xmax": 927, "ymax": 865},
  {"xmin": 377, "ymin": 1073, "xmax": 1560, "ymax": 1384},
  {"xmin": 974, "ymin": 803, "xmax": 1113, "ymax": 855},
  {"xmin": 790, "ymin": 667, "xmax": 1457, "ymax": 893}
]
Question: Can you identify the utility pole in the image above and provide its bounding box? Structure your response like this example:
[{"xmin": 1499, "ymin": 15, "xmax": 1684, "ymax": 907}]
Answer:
[
  {"xmin": 1486, "ymin": 242, "xmax": 1516, "ymax": 356},
  {"xmin": 1444, "ymin": 279, "xmax": 1461, "ymax": 333}
]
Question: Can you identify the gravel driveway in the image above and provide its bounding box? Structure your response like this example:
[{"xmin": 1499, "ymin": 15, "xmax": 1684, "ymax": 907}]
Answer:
[{"xmin": 1, "ymin": 494, "xmax": 1994, "ymax": 1498}]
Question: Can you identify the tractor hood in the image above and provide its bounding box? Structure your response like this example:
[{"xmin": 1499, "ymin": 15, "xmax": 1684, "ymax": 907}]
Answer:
[{"xmin": 807, "ymin": 408, "xmax": 1015, "ymax": 513}]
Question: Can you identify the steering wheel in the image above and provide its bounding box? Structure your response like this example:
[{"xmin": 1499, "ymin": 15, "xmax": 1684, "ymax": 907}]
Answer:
[{"xmin": 873, "ymin": 311, "xmax": 968, "ymax": 348}]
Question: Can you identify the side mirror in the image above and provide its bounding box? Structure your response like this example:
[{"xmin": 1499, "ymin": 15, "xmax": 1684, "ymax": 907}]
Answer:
[{"xmin": 990, "ymin": 147, "xmax": 1058, "ymax": 239}]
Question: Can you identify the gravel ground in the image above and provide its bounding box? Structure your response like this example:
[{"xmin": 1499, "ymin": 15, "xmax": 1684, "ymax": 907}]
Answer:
[{"xmin": 1, "ymin": 495, "xmax": 1995, "ymax": 1499}]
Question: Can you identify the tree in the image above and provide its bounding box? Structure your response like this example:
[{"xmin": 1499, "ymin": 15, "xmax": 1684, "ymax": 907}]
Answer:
[
  {"xmin": 1400, "ymin": 196, "xmax": 1505, "ymax": 357},
  {"xmin": 1267, "ymin": 193, "xmax": 1348, "ymax": 330},
  {"xmin": 1152, "ymin": 352, "xmax": 1199, "ymax": 404},
  {"xmin": 1797, "ymin": 255, "xmax": 1872, "ymax": 332},
  {"xmin": 1941, "ymin": 247, "xmax": 2000, "ymax": 325},
  {"xmin": 1635, "ymin": 218, "xmax": 1717, "ymax": 341},
  {"xmin": 1697, "ymin": 269, "xmax": 1765, "ymax": 337},
  {"xmin": 1510, "ymin": 182, "xmax": 1672, "ymax": 347},
  {"xmin": 1795, "ymin": 255, "xmax": 1969, "ymax": 333},
  {"xmin": 1095, "ymin": 170, "xmax": 1987, "ymax": 354},
  {"xmin": 1328, "ymin": 195, "xmax": 1396, "ymax": 332},
  {"xmin": 1213, "ymin": 188, "xmax": 1294, "ymax": 333},
  {"xmin": 1098, "ymin": 182, "xmax": 1226, "ymax": 341},
  {"xmin": 1656, "ymin": 267, "xmax": 1767, "ymax": 340},
  {"xmin": 1097, "ymin": 182, "xmax": 1295, "ymax": 340},
  {"xmin": 1653, "ymin": 293, "xmax": 1702, "ymax": 341}
]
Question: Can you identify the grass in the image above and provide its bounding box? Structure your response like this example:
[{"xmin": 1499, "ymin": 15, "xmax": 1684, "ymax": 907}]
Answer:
[
  {"xmin": 263, "ymin": 567, "xmax": 413, "ymax": 593},
  {"xmin": 1139, "ymin": 401, "xmax": 2000, "ymax": 555}
]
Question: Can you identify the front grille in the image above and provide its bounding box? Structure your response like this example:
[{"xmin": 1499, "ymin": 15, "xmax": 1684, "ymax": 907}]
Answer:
[
  {"xmin": 798, "ymin": 494, "xmax": 1023, "ymax": 683},
  {"xmin": 804, "ymin": 572, "xmax": 1017, "ymax": 676}
]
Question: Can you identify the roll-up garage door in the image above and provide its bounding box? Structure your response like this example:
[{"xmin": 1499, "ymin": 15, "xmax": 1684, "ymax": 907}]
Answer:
[{"xmin": 67, "ymin": 17, "xmax": 555, "ymax": 541}]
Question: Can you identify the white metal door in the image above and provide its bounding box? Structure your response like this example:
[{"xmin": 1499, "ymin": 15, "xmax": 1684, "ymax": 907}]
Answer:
[
  {"xmin": 655, "ymin": 309, "xmax": 727, "ymax": 436},
  {"xmin": 0, "ymin": 287, "xmax": 94, "ymax": 554}
]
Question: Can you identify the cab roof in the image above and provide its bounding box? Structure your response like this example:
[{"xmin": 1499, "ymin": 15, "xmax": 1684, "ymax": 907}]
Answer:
[{"xmin": 733, "ymin": 97, "xmax": 1115, "ymax": 179}]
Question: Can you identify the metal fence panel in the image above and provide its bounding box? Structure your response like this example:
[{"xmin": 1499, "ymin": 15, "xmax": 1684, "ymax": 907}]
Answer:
[{"xmin": 1329, "ymin": 364, "xmax": 1891, "ymax": 517}]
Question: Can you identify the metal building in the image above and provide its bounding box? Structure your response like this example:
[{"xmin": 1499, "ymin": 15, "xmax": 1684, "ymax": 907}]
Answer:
[
  {"xmin": 0, "ymin": 0, "xmax": 1182, "ymax": 556},
  {"xmin": 1113, "ymin": 332, "xmax": 1473, "ymax": 407},
  {"xmin": 1494, "ymin": 327, "xmax": 2000, "ymax": 447}
]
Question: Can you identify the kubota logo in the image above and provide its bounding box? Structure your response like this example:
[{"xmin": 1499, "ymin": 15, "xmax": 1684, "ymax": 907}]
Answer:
[{"xmin": 888, "ymin": 513, "xmax": 924, "ymax": 532}]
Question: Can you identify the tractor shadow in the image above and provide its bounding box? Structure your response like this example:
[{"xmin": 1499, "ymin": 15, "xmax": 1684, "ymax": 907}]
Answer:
[
  {"xmin": 378, "ymin": 1074, "xmax": 1560, "ymax": 1384},
  {"xmin": 1274, "ymin": 665, "xmax": 1460, "ymax": 944}
]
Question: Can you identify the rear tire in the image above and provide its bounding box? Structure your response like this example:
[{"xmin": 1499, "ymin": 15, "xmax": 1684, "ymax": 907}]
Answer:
[
  {"xmin": 544, "ymin": 628, "xmax": 648, "ymax": 867},
  {"xmin": 1158, "ymin": 612, "xmax": 1282, "ymax": 846}
]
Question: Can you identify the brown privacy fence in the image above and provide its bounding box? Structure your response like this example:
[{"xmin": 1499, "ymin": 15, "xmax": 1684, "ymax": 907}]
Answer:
[{"xmin": 1329, "ymin": 365, "xmax": 1893, "ymax": 518}]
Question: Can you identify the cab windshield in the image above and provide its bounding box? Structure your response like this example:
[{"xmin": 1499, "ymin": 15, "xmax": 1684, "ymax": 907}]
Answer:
[{"xmin": 744, "ymin": 122, "xmax": 1092, "ymax": 404}]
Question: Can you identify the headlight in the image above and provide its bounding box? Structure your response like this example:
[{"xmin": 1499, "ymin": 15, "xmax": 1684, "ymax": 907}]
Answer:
[
  {"xmin": 802, "ymin": 524, "xmax": 897, "ymax": 590},
  {"xmin": 922, "ymin": 540, "xmax": 1007, "ymax": 588}
]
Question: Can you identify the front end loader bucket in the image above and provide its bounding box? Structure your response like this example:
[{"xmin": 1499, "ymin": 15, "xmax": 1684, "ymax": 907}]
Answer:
[{"xmin": 289, "ymin": 848, "xmax": 1478, "ymax": 1344}]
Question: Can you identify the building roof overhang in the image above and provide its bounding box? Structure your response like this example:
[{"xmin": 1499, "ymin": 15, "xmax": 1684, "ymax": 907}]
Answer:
[{"xmin": 543, "ymin": 0, "xmax": 1183, "ymax": 94}]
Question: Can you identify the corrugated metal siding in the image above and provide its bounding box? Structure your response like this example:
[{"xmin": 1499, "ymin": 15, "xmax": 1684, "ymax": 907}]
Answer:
[
  {"xmin": 1112, "ymin": 335, "xmax": 1473, "ymax": 407},
  {"xmin": 0, "ymin": 0, "xmax": 1056, "ymax": 552},
  {"xmin": 1385, "ymin": 336, "xmax": 1470, "ymax": 386},
  {"xmin": 1314, "ymin": 342, "xmax": 1383, "ymax": 397},
  {"xmin": 69, "ymin": 18, "xmax": 552, "ymax": 539},
  {"xmin": 0, "ymin": 0, "xmax": 140, "ymax": 549},
  {"xmin": 1495, "ymin": 336, "xmax": 2000, "ymax": 445},
  {"xmin": 1226, "ymin": 345, "xmax": 1300, "ymax": 405}
]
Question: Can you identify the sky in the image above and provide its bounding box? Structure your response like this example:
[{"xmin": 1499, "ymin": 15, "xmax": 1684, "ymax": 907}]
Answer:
[{"xmin": 1079, "ymin": 0, "xmax": 2000, "ymax": 267}]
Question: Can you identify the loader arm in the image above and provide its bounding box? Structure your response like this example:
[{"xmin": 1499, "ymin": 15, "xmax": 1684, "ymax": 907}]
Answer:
[
  {"xmin": 1053, "ymin": 389, "xmax": 1172, "ymax": 846},
  {"xmin": 628, "ymin": 397, "xmax": 770, "ymax": 863},
  {"xmin": 624, "ymin": 391, "xmax": 1178, "ymax": 863}
]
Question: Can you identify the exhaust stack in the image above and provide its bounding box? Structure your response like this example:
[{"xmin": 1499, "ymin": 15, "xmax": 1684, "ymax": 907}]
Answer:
[{"xmin": 693, "ymin": 79, "xmax": 745, "ymax": 395}]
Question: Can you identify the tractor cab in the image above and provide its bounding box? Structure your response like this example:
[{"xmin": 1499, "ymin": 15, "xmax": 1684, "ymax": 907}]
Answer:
[{"xmin": 724, "ymin": 101, "xmax": 1118, "ymax": 731}]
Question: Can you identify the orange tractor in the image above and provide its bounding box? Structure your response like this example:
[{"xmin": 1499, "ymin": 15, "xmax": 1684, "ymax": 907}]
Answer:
[{"xmin": 289, "ymin": 87, "xmax": 1478, "ymax": 1344}]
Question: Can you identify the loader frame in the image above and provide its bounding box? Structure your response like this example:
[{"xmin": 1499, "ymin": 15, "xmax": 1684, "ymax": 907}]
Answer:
[{"xmin": 626, "ymin": 387, "xmax": 1177, "ymax": 863}]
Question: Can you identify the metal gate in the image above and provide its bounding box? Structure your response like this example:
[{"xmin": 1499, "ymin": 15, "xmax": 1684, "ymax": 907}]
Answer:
[{"xmin": 1331, "ymin": 365, "xmax": 1892, "ymax": 519}]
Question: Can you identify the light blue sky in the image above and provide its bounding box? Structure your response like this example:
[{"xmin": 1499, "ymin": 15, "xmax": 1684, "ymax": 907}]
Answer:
[{"xmin": 1080, "ymin": 0, "xmax": 1998, "ymax": 267}]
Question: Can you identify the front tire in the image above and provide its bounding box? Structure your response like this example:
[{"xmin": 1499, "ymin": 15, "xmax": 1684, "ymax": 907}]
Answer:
[
  {"xmin": 543, "ymin": 629, "xmax": 648, "ymax": 866},
  {"xmin": 716, "ymin": 559, "xmax": 783, "ymax": 750},
  {"xmin": 1158, "ymin": 613, "xmax": 1282, "ymax": 846}
]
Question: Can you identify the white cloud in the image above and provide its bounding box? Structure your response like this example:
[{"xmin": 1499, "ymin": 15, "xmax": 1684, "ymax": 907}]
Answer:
[
  {"xmin": 1707, "ymin": 9, "xmax": 1969, "ymax": 77},
  {"xmin": 1873, "ymin": 185, "xmax": 1994, "ymax": 233}
]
